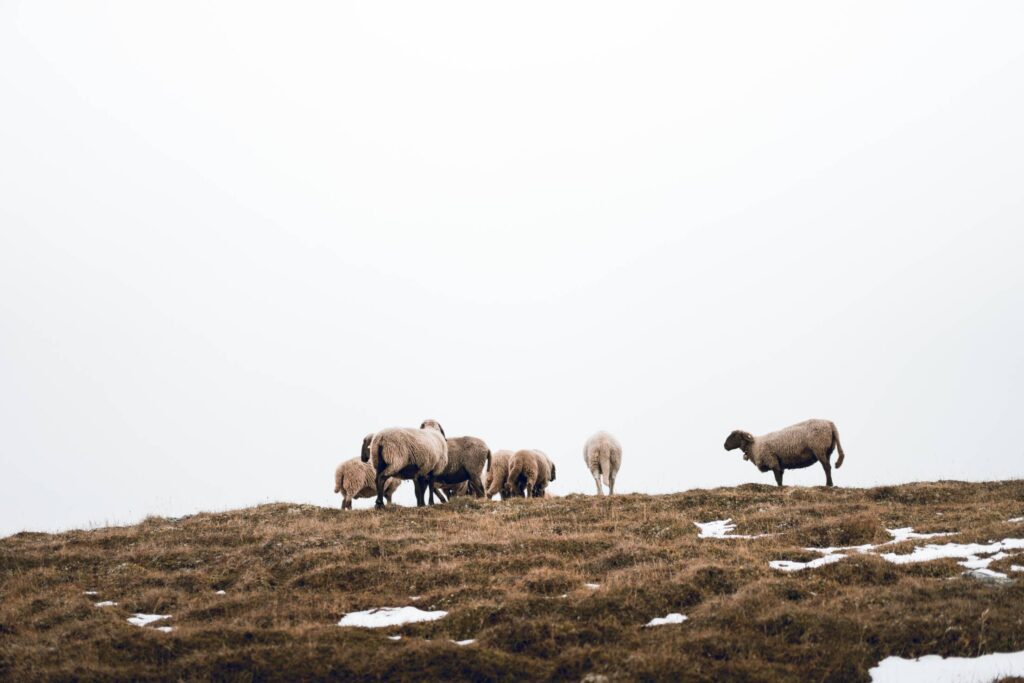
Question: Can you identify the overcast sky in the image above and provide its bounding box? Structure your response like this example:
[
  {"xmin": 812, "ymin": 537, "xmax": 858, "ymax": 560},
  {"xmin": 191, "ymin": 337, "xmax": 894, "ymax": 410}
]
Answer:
[{"xmin": 2, "ymin": 2, "xmax": 1023, "ymax": 536}]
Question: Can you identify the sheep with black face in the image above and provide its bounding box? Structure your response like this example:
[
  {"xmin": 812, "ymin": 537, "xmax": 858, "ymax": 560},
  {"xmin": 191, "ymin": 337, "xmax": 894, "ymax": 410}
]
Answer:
[{"xmin": 724, "ymin": 419, "xmax": 846, "ymax": 487}]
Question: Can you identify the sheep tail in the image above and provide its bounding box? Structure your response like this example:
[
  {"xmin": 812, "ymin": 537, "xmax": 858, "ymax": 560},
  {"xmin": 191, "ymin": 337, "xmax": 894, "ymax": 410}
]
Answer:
[
  {"xmin": 599, "ymin": 448, "xmax": 611, "ymax": 487},
  {"xmin": 831, "ymin": 422, "xmax": 845, "ymax": 468},
  {"xmin": 485, "ymin": 449, "xmax": 492, "ymax": 472}
]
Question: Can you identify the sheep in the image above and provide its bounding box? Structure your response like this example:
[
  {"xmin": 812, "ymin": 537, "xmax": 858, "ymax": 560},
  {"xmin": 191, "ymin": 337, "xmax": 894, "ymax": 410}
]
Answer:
[
  {"xmin": 507, "ymin": 449, "xmax": 556, "ymax": 498},
  {"xmin": 333, "ymin": 457, "xmax": 400, "ymax": 510},
  {"xmin": 363, "ymin": 420, "xmax": 448, "ymax": 508},
  {"xmin": 724, "ymin": 419, "xmax": 846, "ymax": 487},
  {"xmin": 422, "ymin": 425, "xmax": 488, "ymax": 501},
  {"xmin": 484, "ymin": 449, "xmax": 515, "ymax": 499},
  {"xmin": 584, "ymin": 431, "xmax": 622, "ymax": 496}
]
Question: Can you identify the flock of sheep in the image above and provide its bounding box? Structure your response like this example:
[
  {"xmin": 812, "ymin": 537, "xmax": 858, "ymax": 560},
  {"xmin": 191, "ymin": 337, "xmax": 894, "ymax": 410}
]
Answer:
[{"xmin": 333, "ymin": 418, "xmax": 847, "ymax": 509}]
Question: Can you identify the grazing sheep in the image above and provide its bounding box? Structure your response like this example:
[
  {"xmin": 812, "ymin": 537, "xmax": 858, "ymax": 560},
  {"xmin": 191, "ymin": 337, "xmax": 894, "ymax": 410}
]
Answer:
[
  {"xmin": 364, "ymin": 420, "xmax": 448, "ymax": 508},
  {"xmin": 584, "ymin": 431, "xmax": 622, "ymax": 496},
  {"xmin": 507, "ymin": 449, "xmax": 556, "ymax": 498},
  {"xmin": 333, "ymin": 458, "xmax": 400, "ymax": 510},
  {"xmin": 423, "ymin": 426, "xmax": 488, "ymax": 500},
  {"xmin": 485, "ymin": 449, "xmax": 515, "ymax": 499},
  {"xmin": 724, "ymin": 419, "xmax": 846, "ymax": 487}
]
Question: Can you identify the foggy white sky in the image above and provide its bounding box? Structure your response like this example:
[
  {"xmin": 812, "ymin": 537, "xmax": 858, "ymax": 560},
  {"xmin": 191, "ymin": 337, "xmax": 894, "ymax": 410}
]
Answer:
[{"xmin": 2, "ymin": 2, "xmax": 1023, "ymax": 536}]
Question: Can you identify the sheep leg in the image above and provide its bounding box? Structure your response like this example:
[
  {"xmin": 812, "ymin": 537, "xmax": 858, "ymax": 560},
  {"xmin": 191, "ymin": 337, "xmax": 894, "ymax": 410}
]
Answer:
[
  {"xmin": 593, "ymin": 472, "xmax": 604, "ymax": 496},
  {"xmin": 432, "ymin": 484, "xmax": 449, "ymax": 503},
  {"xmin": 374, "ymin": 472, "xmax": 389, "ymax": 509},
  {"xmin": 468, "ymin": 472, "xmax": 485, "ymax": 498},
  {"xmin": 427, "ymin": 473, "xmax": 437, "ymax": 505},
  {"xmin": 814, "ymin": 451, "xmax": 834, "ymax": 487},
  {"xmin": 608, "ymin": 475, "xmax": 615, "ymax": 496},
  {"xmin": 773, "ymin": 468, "xmax": 784, "ymax": 487},
  {"xmin": 413, "ymin": 477, "xmax": 427, "ymax": 507},
  {"xmin": 342, "ymin": 496, "xmax": 353, "ymax": 510}
]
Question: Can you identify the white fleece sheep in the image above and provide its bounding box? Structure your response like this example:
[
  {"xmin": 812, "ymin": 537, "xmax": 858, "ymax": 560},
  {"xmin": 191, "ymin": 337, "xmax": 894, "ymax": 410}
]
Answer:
[
  {"xmin": 334, "ymin": 458, "xmax": 400, "ymax": 510},
  {"xmin": 583, "ymin": 431, "xmax": 622, "ymax": 496},
  {"xmin": 724, "ymin": 419, "xmax": 846, "ymax": 487},
  {"xmin": 364, "ymin": 420, "xmax": 448, "ymax": 508}
]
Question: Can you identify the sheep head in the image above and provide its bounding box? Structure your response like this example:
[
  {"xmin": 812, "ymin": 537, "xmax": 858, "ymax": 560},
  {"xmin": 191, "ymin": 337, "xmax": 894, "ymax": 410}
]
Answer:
[
  {"xmin": 724, "ymin": 430, "xmax": 754, "ymax": 459},
  {"xmin": 419, "ymin": 419, "xmax": 446, "ymax": 437},
  {"xmin": 360, "ymin": 433, "xmax": 374, "ymax": 463}
]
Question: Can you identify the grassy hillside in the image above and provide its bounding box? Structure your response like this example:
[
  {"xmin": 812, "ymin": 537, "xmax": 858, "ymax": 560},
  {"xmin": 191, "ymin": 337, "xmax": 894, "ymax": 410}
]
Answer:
[{"xmin": 2, "ymin": 481, "xmax": 1024, "ymax": 681}]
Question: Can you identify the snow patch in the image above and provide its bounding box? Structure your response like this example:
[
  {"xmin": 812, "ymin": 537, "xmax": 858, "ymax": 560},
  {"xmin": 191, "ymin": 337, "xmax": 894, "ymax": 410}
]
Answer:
[
  {"xmin": 214, "ymin": 590, "xmax": 226, "ymax": 595},
  {"xmin": 770, "ymin": 554, "xmax": 848, "ymax": 572},
  {"xmin": 869, "ymin": 650, "xmax": 1024, "ymax": 682},
  {"xmin": 83, "ymin": 591, "xmax": 98, "ymax": 596},
  {"xmin": 644, "ymin": 613, "xmax": 688, "ymax": 627},
  {"xmin": 1008, "ymin": 517, "xmax": 1024, "ymax": 523},
  {"xmin": 1011, "ymin": 565, "xmax": 1024, "ymax": 573},
  {"xmin": 155, "ymin": 626, "xmax": 173, "ymax": 633},
  {"xmin": 452, "ymin": 639, "xmax": 476, "ymax": 646},
  {"xmin": 886, "ymin": 527, "xmax": 953, "ymax": 544},
  {"xmin": 128, "ymin": 613, "xmax": 171, "ymax": 628},
  {"xmin": 410, "ymin": 596, "xmax": 421, "ymax": 601},
  {"xmin": 338, "ymin": 606, "xmax": 448, "ymax": 628},
  {"xmin": 94, "ymin": 601, "xmax": 117, "ymax": 607},
  {"xmin": 584, "ymin": 583, "xmax": 600, "ymax": 589},
  {"xmin": 695, "ymin": 519, "xmax": 765, "ymax": 539},
  {"xmin": 387, "ymin": 635, "xmax": 402, "ymax": 641}
]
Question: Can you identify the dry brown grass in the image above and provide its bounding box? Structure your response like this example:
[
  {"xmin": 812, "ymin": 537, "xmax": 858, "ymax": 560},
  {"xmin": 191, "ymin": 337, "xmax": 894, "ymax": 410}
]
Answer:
[{"xmin": 2, "ymin": 480, "xmax": 1024, "ymax": 681}]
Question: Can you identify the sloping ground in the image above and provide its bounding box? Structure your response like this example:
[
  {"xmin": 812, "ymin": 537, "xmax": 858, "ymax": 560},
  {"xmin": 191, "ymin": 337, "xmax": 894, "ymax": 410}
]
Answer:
[{"xmin": 2, "ymin": 480, "xmax": 1024, "ymax": 681}]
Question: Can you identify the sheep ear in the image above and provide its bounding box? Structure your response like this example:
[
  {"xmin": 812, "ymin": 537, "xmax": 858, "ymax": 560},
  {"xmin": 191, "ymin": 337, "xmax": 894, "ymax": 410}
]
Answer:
[
  {"xmin": 435, "ymin": 422, "xmax": 446, "ymax": 437},
  {"xmin": 419, "ymin": 420, "xmax": 427, "ymax": 429}
]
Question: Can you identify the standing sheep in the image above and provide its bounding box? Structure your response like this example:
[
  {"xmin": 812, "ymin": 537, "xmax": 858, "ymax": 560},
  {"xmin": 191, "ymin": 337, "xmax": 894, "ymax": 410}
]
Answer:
[
  {"xmin": 584, "ymin": 431, "xmax": 622, "ymax": 496},
  {"xmin": 507, "ymin": 449, "xmax": 556, "ymax": 498},
  {"xmin": 334, "ymin": 458, "xmax": 400, "ymax": 510},
  {"xmin": 485, "ymin": 449, "xmax": 515, "ymax": 499},
  {"xmin": 423, "ymin": 425, "xmax": 488, "ymax": 500},
  {"xmin": 363, "ymin": 420, "xmax": 448, "ymax": 508},
  {"xmin": 724, "ymin": 419, "xmax": 846, "ymax": 487}
]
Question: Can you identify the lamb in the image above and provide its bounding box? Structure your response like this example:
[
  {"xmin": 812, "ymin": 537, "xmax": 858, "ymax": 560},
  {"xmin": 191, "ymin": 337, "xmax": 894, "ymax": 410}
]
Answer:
[
  {"xmin": 484, "ymin": 449, "xmax": 515, "ymax": 499},
  {"xmin": 424, "ymin": 426, "xmax": 488, "ymax": 501},
  {"xmin": 724, "ymin": 419, "xmax": 846, "ymax": 487},
  {"xmin": 333, "ymin": 458, "xmax": 400, "ymax": 510},
  {"xmin": 363, "ymin": 420, "xmax": 448, "ymax": 508},
  {"xmin": 507, "ymin": 449, "xmax": 556, "ymax": 498},
  {"xmin": 584, "ymin": 431, "xmax": 622, "ymax": 496}
]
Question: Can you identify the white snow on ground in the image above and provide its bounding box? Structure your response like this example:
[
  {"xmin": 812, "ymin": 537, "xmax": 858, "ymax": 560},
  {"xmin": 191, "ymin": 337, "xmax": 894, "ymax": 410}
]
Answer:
[
  {"xmin": 1009, "ymin": 517, "xmax": 1024, "ymax": 523},
  {"xmin": 338, "ymin": 606, "xmax": 448, "ymax": 628},
  {"xmin": 869, "ymin": 650, "xmax": 1024, "ymax": 682},
  {"xmin": 127, "ymin": 614, "xmax": 172, "ymax": 628},
  {"xmin": 887, "ymin": 527, "xmax": 953, "ymax": 544},
  {"xmin": 94, "ymin": 601, "xmax": 117, "ymax": 607},
  {"xmin": 770, "ymin": 554, "xmax": 848, "ymax": 572},
  {"xmin": 155, "ymin": 627, "xmax": 173, "ymax": 633},
  {"xmin": 880, "ymin": 539, "xmax": 1024, "ymax": 578},
  {"xmin": 770, "ymin": 527, "xmax": 1024, "ymax": 577},
  {"xmin": 83, "ymin": 591, "xmax": 98, "ymax": 596},
  {"xmin": 1011, "ymin": 565, "xmax": 1024, "ymax": 573},
  {"xmin": 387, "ymin": 635, "xmax": 402, "ymax": 641},
  {"xmin": 584, "ymin": 583, "xmax": 600, "ymax": 589},
  {"xmin": 695, "ymin": 519, "xmax": 766, "ymax": 539},
  {"xmin": 644, "ymin": 613, "xmax": 688, "ymax": 627},
  {"xmin": 409, "ymin": 596, "xmax": 421, "ymax": 601},
  {"xmin": 214, "ymin": 590, "xmax": 226, "ymax": 595},
  {"xmin": 452, "ymin": 639, "xmax": 476, "ymax": 646}
]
